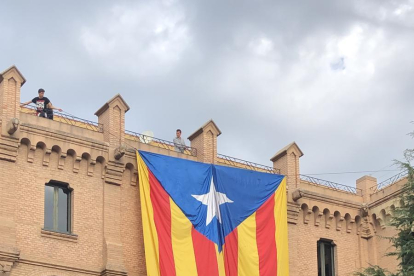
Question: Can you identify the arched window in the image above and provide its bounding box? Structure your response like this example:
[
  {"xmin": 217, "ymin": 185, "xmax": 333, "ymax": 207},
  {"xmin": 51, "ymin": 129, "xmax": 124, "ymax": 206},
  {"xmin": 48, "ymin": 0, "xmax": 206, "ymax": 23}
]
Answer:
[
  {"xmin": 44, "ymin": 181, "xmax": 72, "ymax": 233},
  {"xmin": 317, "ymin": 239, "xmax": 336, "ymax": 276}
]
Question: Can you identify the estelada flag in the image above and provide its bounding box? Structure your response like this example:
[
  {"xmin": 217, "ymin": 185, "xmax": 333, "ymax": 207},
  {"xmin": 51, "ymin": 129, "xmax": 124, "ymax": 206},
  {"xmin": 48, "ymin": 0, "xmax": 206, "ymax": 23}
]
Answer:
[{"xmin": 137, "ymin": 151, "xmax": 289, "ymax": 276}]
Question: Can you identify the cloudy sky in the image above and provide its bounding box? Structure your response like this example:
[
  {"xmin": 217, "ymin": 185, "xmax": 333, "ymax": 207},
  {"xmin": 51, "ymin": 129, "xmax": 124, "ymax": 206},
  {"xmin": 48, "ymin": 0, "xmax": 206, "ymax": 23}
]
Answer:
[{"xmin": 1, "ymin": 0, "xmax": 413, "ymax": 186}]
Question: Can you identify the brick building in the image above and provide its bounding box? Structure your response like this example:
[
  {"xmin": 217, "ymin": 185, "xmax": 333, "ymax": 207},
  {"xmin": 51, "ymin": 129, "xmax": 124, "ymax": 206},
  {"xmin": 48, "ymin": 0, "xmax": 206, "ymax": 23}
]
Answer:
[{"xmin": 0, "ymin": 65, "xmax": 406, "ymax": 275}]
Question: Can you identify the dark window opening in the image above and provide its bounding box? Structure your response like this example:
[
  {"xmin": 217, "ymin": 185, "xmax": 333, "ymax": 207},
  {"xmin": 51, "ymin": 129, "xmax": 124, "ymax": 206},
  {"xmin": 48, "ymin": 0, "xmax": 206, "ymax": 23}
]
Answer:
[
  {"xmin": 318, "ymin": 239, "xmax": 336, "ymax": 276},
  {"xmin": 44, "ymin": 181, "xmax": 72, "ymax": 233}
]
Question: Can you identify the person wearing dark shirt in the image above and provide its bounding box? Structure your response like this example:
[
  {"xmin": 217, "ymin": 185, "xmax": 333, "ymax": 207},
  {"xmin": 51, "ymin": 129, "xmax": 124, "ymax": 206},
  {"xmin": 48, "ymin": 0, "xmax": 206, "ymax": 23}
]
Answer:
[{"xmin": 21, "ymin": 88, "xmax": 62, "ymax": 119}]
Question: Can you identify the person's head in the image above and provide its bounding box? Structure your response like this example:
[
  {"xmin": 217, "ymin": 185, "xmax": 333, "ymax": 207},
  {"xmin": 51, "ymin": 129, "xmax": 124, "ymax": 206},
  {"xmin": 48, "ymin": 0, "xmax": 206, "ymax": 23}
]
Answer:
[
  {"xmin": 176, "ymin": 129, "xmax": 182, "ymax": 138},
  {"xmin": 38, "ymin": 88, "xmax": 45, "ymax": 99}
]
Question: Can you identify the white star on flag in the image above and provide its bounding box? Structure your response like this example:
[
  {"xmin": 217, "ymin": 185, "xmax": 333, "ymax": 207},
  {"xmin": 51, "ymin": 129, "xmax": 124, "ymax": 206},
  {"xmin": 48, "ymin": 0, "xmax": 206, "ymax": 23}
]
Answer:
[{"xmin": 192, "ymin": 176, "xmax": 233, "ymax": 226}]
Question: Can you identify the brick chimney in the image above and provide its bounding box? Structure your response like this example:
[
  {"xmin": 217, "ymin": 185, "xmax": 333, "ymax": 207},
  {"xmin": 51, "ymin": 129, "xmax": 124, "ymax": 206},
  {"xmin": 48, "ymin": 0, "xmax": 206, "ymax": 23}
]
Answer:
[
  {"xmin": 95, "ymin": 94, "xmax": 130, "ymax": 147},
  {"xmin": 0, "ymin": 65, "xmax": 24, "ymax": 267},
  {"xmin": 95, "ymin": 94, "xmax": 130, "ymax": 274},
  {"xmin": 188, "ymin": 120, "xmax": 221, "ymax": 164},
  {"xmin": 0, "ymin": 66, "xmax": 26, "ymax": 162},
  {"xmin": 0, "ymin": 65, "xmax": 26, "ymax": 126},
  {"xmin": 271, "ymin": 142, "xmax": 303, "ymax": 191},
  {"xmin": 356, "ymin": 176, "xmax": 377, "ymax": 202}
]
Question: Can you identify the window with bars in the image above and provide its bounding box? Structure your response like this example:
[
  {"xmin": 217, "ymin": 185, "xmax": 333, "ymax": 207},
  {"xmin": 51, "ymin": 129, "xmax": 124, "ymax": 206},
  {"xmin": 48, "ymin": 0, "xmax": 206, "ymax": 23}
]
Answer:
[
  {"xmin": 44, "ymin": 181, "xmax": 72, "ymax": 233},
  {"xmin": 317, "ymin": 239, "xmax": 336, "ymax": 276}
]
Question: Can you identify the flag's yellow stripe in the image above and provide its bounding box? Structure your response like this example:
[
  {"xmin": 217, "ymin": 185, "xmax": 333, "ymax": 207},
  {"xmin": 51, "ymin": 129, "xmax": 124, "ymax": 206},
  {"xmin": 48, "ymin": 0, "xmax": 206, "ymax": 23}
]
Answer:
[
  {"xmin": 238, "ymin": 212, "xmax": 260, "ymax": 276},
  {"xmin": 215, "ymin": 244, "xmax": 226, "ymax": 276},
  {"xmin": 170, "ymin": 198, "xmax": 198, "ymax": 276},
  {"xmin": 137, "ymin": 152, "xmax": 160, "ymax": 276},
  {"xmin": 275, "ymin": 178, "xmax": 289, "ymax": 276}
]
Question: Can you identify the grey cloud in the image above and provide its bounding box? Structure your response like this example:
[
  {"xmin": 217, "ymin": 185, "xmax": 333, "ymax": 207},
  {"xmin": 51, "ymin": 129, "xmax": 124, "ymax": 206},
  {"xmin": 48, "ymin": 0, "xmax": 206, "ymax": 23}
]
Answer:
[{"xmin": 1, "ymin": 0, "xmax": 413, "ymax": 187}]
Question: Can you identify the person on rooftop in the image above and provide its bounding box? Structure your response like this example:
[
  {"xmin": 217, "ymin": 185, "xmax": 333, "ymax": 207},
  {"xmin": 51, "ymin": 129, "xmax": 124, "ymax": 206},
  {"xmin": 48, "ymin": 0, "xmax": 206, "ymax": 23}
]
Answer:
[
  {"xmin": 173, "ymin": 129, "xmax": 186, "ymax": 153},
  {"xmin": 21, "ymin": 88, "xmax": 62, "ymax": 120}
]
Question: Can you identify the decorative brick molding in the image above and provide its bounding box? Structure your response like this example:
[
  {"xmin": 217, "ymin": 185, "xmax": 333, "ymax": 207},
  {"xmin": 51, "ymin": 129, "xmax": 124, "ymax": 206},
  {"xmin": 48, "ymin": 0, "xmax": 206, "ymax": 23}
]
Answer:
[
  {"xmin": 40, "ymin": 229, "xmax": 78, "ymax": 243},
  {"xmin": 0, "ymin": 248, "xmax": 19, "ymax": 276},
  {"xmin": 0, "ymin": 136, "xmax": 19, "ymax": 162},
  {"xmin": 100, "ymin": 269, "xmax": 128, "ymax": 276},
  {"xmin": 42, "ymin": 148, "xmax": 51, "ymax": 167},
  {"xmin": 287, "ymin": 202, "xmax": 300, "ymax": 224},
  {"xmin": 6, "ymin": 118, "xmax": 19, "ymax": 135},
  {"xmin": 0, "ymin": 261, "xmax": 13, "ymax": 276},
  {"xmin": 105, "ymin": 160, "xmax": 125, "ymax": 186}
]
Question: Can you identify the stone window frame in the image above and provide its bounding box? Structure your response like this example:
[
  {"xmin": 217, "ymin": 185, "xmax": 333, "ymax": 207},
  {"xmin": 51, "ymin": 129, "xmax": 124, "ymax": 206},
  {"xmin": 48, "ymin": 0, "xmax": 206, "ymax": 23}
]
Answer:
[{"xmin": 317, "ymin": 238, "xmax": 336, "ymax": 276}]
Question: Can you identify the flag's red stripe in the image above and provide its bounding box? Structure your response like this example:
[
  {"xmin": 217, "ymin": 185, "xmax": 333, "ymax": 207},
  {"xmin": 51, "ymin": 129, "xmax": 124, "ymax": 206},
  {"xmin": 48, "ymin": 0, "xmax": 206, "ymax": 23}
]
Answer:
[
  {"xmin": 256, "ymin": 194, "xmax": 277, "ymax": 276},
  {"xmin": 224, "ymin": 228, "xmax": 238, "ymax": 276},
  {"xmin": 149, "ymin": 171, "xmax": 176, "ymax": 276},
  {"xmin": 192, "ymin": 227, "xmax": 219, "ymax": 276}
]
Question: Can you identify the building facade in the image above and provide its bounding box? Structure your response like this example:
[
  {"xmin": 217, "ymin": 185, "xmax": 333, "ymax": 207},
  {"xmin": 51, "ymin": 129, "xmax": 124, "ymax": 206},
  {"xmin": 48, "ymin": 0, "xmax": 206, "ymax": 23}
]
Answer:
[{"xmin": 0, "ymin": 65, "xmax": 406, "ymax": 275}]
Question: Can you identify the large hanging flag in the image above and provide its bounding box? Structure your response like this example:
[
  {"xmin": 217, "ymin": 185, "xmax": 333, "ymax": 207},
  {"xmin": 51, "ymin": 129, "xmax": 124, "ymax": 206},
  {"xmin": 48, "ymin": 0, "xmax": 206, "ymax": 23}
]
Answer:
[{"xmin": 137, "ymin": 151, "xmax": 289, "ymax": 276}]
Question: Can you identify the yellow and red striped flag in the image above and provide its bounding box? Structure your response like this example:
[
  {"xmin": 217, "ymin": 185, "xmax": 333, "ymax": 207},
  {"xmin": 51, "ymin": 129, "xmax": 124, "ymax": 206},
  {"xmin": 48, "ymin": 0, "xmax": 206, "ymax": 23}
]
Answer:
[{"xmin": 137, "ymin": 151, "xmax": 289, "ymax": 276}]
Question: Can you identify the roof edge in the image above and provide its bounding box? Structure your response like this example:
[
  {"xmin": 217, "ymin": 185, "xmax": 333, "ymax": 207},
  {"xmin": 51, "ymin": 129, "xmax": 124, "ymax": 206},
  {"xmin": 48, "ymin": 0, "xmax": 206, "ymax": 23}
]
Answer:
[
  {"xmin": 95, "ymin": 93, "xmax": 130, "ymax": 116},
  {"xmin": 188, "ymin": 119, "xmax": 222, "ymax": 141},
  {"xmin": 0, "ymin": 65, "xmax": 26, "ymax": 86},
  {"xmin": 270, "ymin": 141, "xmax": 304, "ymax": 162}
]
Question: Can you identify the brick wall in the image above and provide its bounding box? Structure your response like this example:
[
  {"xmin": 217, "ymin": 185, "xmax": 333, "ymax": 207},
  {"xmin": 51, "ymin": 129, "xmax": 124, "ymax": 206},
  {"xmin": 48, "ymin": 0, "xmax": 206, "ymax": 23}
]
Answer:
[
  {"xmin": 10, "ymin": 146, "xmax": 105, "ymax": 274},
  {"xmin": 0, "ymin": 66, "xmax": 404, "ymax": 275},
  {"xmin": 120, "ymin": 167, "xmax": 146, "ymax": 276},
  {"xmin": 0, "ymin": 110, "xmax": 402, "ymax": 276}
]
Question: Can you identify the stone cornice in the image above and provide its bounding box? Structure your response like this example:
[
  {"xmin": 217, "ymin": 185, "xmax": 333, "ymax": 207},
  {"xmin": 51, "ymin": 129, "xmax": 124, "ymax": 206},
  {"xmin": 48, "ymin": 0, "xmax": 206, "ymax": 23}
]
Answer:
[
  {"xmin": 20, "ymin": 123, "xmax": 108, "ymax": 152},
  {"xmin": 292, "ymin": 188, "xmax": 362, "ymax": 210},
  {"xmin": 368, "ymin": 187, "xmax": 406, "ymax": 209},
  {"xmin": 0, "ymin": 249, "xmax": 19, "ymax": 263}
]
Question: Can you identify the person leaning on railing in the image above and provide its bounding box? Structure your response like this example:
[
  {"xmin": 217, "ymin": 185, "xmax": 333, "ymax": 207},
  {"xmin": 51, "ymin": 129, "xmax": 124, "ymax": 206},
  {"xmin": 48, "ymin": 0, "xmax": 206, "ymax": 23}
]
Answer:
[
  {"xmin": 21, "ymin": 88, "xmax": 62, "ymax": 120},
  {"xmin": 173, "ymin": 129, "xmax": 187, "ymax": 153}
]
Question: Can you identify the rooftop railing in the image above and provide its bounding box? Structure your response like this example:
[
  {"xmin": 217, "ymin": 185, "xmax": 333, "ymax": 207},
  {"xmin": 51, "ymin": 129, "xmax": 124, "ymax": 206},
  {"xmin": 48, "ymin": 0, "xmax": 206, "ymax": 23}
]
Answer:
[
  {"xmin": 125, "ymin": 130, "xmax": 198, "ymax": 157},
  {"xmin": 217, "ymin": 153, "xmax": 281, "ymax": 174},
  {"xmin": 300, "ymin": 174, "xmax": 362, "ymax": 195},
  {"xmin": 370, "ymin": 170, "xmax": 409, "ymax": 193},
  {"xmin": 21, "ymin": 105, "xmax": 103, "ymax": 133}
]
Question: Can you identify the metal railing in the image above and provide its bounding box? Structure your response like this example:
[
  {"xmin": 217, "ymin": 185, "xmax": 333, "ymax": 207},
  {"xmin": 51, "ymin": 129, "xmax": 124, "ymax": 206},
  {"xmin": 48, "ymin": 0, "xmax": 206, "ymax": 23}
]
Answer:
[
  {"xmin": 371, "ymin": 170, "xmax": 409, "ymax": 193},
  {"xmin": 21, "ymin": 104, "xmax": 103, "ymax": 132},
  {"xmin": 300, "ymin": 174, "xmax": 361, "ymax": 194},
  {"xmin": 217, "ymin": 153, "xmax": 281, "ymax": 174},
  {"xmin": 125, "ymin": 130, "xmax": 197, "ymax": 157}
]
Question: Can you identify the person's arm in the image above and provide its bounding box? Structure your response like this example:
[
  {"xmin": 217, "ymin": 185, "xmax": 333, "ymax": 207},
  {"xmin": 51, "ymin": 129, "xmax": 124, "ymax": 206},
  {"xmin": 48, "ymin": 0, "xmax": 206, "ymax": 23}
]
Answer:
[
  {"xmin": 47, "ymin": 102, "xmax": 62, "ymax": 112},
  {"xmin": 179, "ymin": 138, "xmax": 187, "ymax": 151},
  {"xmin": 20, "ymin": 100, "xmax": 33, "ymax": 107},
  {"xmin": 173, "ymin": 138, "xmax": 180, "ymax": 147}
]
